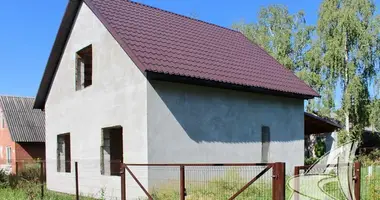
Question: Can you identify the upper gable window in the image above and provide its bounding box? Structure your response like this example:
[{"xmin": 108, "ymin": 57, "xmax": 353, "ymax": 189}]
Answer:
[
  {"xmin": 0, "ymin": 111, "xmax": 4, "ymax": 129},
  {"xmin": 75, "ymin": 45, "xmax": 92, "ymax": 90}
]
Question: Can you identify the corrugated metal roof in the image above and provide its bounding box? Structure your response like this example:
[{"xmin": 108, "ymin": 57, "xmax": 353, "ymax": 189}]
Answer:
[{"xmin": 0, "ymin": 96, "xmax": 45, "ymax": 142}]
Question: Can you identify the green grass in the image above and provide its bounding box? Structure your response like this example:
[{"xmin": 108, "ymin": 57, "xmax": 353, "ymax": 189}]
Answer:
[
  {"xmin": 139, "ymin": 170, "xmax": 286, "ymax": 200},
  {"xmin": 318, "ymin": 166, "xmax": 380, "ymax": 200},
  {"xmin": 322, "ymin": 180, "xmax": 346, "ymax": 200},
  {"xmin": 0, "ymin": 185, "xmax": 96, "ymax": 200},
  {"xmin": 361, "ymin": 166, "xmax": 380, "ymax": 200}
]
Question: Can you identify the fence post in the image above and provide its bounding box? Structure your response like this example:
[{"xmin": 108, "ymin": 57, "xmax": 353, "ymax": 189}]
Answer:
[
  {"xmin": 40, "ymin": 161, "xmax": 44, "ymax": 199},
  {"xmin": 180, "ymin": 165, "xmax": 185, "ymax": 200},
  {"xmin": 294, "ymin": 166, "xmax": 300, "ymax": 200},
  {"xmin": 272, "ymin": 162, "xmax": 285, "ymax": 200},
  {"xmin": 120, "ymin": 163, "xmax": 126, "ymax": 200},
  {"xmin": 75, "ymin": 162, "xmax": 79, "ymax": 200},
  {"xmin": 354, "ymin": 162, "xmax": 361, "ymax": 200}
]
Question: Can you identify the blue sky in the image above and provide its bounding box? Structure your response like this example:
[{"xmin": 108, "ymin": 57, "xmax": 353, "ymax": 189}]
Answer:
[{"xmin": 0, "ymin": 0, "xmax": 378, "ymax": 104}]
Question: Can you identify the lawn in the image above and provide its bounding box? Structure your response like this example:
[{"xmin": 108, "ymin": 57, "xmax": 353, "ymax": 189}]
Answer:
[
  {"xmin": 0, "ymin": 185, "xmax": 96, "ymax": 200},
  {"xmin": 319, "ymin": 165, "xmax": 380, "ymax": 200}
]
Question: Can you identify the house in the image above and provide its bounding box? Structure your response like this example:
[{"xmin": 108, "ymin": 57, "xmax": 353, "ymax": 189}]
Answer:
[
  {"xmin": 0, "ymin": 96, "xmax": 45, "ymax": 174},
  {"xmin": 33, "ymin": 0, "xmax": 319, "ymax": 198}
]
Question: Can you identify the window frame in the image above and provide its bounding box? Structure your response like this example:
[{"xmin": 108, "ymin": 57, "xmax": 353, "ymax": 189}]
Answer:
[
  {"xmin": 57, "ymin": 133, "xmax": 71, "ymax": 173},
  {"xmin": 75, "ymin": 45, "xmax": 93, "ymax": 91},
  {"xmin": 5, "ymin": 146, "xmax": 11, "ymax": 164}
]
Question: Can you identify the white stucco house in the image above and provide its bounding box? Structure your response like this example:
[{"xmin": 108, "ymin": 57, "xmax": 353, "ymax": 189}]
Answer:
[{"xmin": 33, "ymin": 0, "xmax": 319, "ymax": 198}]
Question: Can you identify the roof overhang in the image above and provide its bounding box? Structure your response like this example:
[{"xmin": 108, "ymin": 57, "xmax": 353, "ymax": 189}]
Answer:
[
  {"xmin": 304, "ymin": 112, "xmax": 342, "ymax": 135},
  {"xmin": 147, "ymin": 71, "xmax": 317, "ymax": 100},
  {"xmin": 34, "ymin": 0, "xmax": 82, "ymax": 109}
]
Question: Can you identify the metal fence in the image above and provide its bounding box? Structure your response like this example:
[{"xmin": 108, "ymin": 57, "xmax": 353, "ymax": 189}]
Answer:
[
  {"xmin": 361, "ymin": 164, "xmax": 380, "ymax": 199},
  {"xmin": 6, "ymin": 160, "xmax": 380, "ymax": 199},
  {"xmin": 121, "ymin": 162, "xmax": 285, "ymax": 200}
]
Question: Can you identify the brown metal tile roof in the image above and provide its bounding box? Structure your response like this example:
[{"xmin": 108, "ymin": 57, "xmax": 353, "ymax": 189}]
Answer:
[
  {"xmin": 0, "ymin": 96, "xmax": 45, "ymax": 142},
  {"xmin": 34, "ymin": 0, "xmax": 318, "ymax": 109}
]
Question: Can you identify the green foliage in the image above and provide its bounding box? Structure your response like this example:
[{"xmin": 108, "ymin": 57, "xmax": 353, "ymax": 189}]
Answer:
[
  {"xmin": 369, "ymin": 99, "xmax": 380, "ymax": 131},
  {"xmin": 305, "ymin": 157, "xmax": 318, "ymax": 165},
  {"xmin": 337, "ymin": 129, "xmax": 350, "ymax": 145},
  {"xmin": 0, "ymin": 186, "xmax": 96, "ymax": 200},
  {"xmin": 366, "ymin": 178, "xmax": 380, "ymax": 200},
  {"xmin": 234, "ymin": 0, "xmax": 380, "ymax": 135},
  {"xmin": 18, "ymin": 162, "xmax": 41, "ymax": 182},
  {"xmin": 314, "ymin": 137, "xmax": 326, "ymax": 158},
  {"xmin": 356, "ymin": 149, "xmax": 380, "ymax": 166},
  {"xmin": 317, "ymin": 0, "xmax": 380, "ymax": 132},
  {"xmin": 233, "ymin": 5, "xmax": 333, "ymax": 116},
  {"xmin": 233, "ymin": 5, "xmax": 314, "ymax": 71},
  {"xmin": 0, "ymin": 170, "xmax": 9, "ymax": 189}
]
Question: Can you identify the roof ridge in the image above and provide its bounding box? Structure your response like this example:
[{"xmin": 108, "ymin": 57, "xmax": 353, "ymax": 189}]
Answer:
[{"xmin": 124, "ymin": 0, "xmax": 240, "ymax": 34}]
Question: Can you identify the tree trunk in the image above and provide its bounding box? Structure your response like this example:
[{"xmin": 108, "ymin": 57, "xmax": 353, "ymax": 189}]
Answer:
[
  {"xmin": 344, "ymin": 32, "xmax": 350, "ymax": 133},
  {"xmin": 345, "ymin": 112, "xmax": 350, "ymax": 132}
]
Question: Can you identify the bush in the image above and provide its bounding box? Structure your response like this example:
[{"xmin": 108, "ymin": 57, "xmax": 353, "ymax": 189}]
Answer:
[
  {"xmin": 314, "ymin": 137, "xmax": 326, "ymax": 158},
  {"xmin": 18, "ymin": 162, "xmax": 41, "ymax": 182},
  {"xmin": 0, "ymin": 169, "xmax": 9, "ymax": 188},
  {"xmin": 356, "ymin": 149, "xmax": 380, "ymax": 166}
]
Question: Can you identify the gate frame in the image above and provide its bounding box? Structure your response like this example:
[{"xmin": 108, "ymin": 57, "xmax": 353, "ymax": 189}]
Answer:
[{"xmin": 120, "ymin": 162, "xmax": 285, "ymax": 200}]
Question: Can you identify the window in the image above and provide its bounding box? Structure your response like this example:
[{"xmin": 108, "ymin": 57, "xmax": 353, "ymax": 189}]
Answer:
[
  {"xmin": 75, "ymin": 45, "xmax": 92, "ymax": 90},
  {"xmin": 101, "ymin": 126, "xmax": 123, "ymax": 176},
  {"xmin": 57, "ymin": 133, "xmax": 71, "ymax": 172},
  {"xmin": 6, "ymin": 147, "xmax": 11, "ymax": 164},
  {"xmin": 261, "ymin": 126, "xmax": 270, "ymax": 163},
  {"xmin": 0, "ymin": 111, "xmax": 4, "ymax": 128}
]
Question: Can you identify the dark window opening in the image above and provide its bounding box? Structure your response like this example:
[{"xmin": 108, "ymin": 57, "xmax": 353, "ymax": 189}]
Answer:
[
  {"xmin": 75, "ymin": 45, "xmax": 92, "ymax": 90},
  {"xmin": 101, "ymin": 126, "xmax": 123, "ymax": 176},
  {"xmin": 57, "ymin": 133, "xmax": 71, "ymax": 173},
  {"xmin": 261, "ymin": 126, "xmax": 270, "ymax": 163}
]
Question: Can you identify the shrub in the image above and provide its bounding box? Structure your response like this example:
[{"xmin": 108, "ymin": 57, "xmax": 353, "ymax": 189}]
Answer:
[
  {"xmin": 314, "ymin": 137, "xmax": 326, "ymax": 158},
  {"xmin": 364, "ymin": 177, "xmax": 380, "ymax": 200},
  {"xmin": 0, "ymin": 169, "xmax": 9, "ymax": 188},
  {"xmin": 356, "ymin": 149, "xmax": 380, "ymax": 166},
  {"xmin": 18, "ymin": 162, "xmax": 41, "ymax": 182}
]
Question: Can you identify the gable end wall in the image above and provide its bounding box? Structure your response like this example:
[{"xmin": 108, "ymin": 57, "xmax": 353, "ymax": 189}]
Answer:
[{"xmin": 44, "ymin": 2, "xmax": 148, "ymax": 199}]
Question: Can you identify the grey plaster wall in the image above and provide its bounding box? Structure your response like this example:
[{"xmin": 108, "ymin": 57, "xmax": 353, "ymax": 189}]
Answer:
[
  {"xmin": 44, "ymin": 2, "xmax": 148, "ymax": 199},
  {"xmin": 147, "ymin": 81, "xmax": 305, "ymax": 174}
]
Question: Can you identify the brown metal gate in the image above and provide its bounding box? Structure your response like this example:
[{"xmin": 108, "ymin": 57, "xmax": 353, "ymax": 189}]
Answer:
[{"xmin": 120, "ymin": 162, "xmax": 285, "ymax": 200}]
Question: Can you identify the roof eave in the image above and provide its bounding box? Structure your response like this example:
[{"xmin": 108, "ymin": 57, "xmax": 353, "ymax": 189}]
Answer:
[
  {"xmin": 146, "ymin": 71, "xmax": 319, "ymax": 100},
  {"xmin": 34, "ymin": 0, "xmax": 83, "ymax": 109}
]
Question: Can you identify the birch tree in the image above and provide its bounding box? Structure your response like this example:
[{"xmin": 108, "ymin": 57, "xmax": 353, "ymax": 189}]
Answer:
[{"xmin": 317, "ymin": 0, "xmax": 380, "ymax": 136}]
